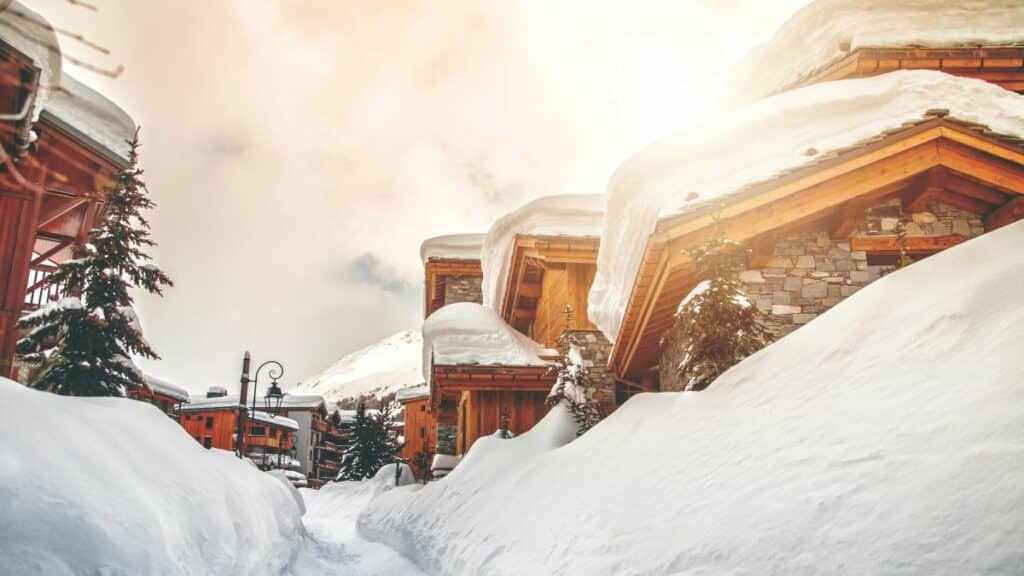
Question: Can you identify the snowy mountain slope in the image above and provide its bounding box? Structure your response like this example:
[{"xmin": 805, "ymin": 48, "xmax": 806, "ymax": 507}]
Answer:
[
  {"xmin": 0, "ymin": 379, "xmax": 304, "ymax": 575},
  {"xmin": 360, "ymin": 220, "xmax": 1024, "ymax": 575},
  {"xmin": 296, "ymin": 330, "xmax": 423, "ymax": 403}
]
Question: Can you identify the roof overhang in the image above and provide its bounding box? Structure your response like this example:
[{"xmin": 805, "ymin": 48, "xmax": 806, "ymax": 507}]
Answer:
[
  {"xmin": 610, "ymin": 116, "xmax": 1024, "ymax": 381},
  {"xmin": 424, "ymin": 258, "xmax": 482, "ymax": 318},
  {"xmin": 500, "ymin": 234, "xmax": 599, "ymax": 333},
  {"xmin": 430, "ymin": 364, "xmax": 555, "ymax": 407},
  {"xmin": 788, "ymin": 47, "xmax": 1024, "ymax": 97}
]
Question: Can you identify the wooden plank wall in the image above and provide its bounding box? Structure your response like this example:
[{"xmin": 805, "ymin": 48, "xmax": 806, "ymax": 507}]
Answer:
[
  {"xmin": 180, "ymin": 411, "xmax": 237, "ymax": 449},
  {"xmin": 400, "ymin": 398, "xmax": 435, "ymax": 478},
  {"xmin": 532, "ymin": 263, "xmax": 598, "ymax": 348},
  {"xmin": 0, "ymin": 195, "xmax": 39, "ymax": 378},
  {"xmin": 458, "ymin": 390, "xmax": 549, "ymax": 454}
]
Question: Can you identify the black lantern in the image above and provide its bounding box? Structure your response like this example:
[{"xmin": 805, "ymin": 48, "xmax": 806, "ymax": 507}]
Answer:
[{"xmin": 265, "ymin": 381, "xmax": 284, "ymax": 416}]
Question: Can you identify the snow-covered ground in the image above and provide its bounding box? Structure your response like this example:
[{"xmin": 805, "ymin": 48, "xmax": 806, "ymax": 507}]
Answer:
[
  {"xmin": 0, "ymin": 378, "xmax": 304, "ymax": 575},
  {"xmin": 361, "ymin": 220, "xmax": 1024, "ymax": 575},
  {"xmin": 295, "ymin": 330, "xmax": 423, "ymax": 403}
]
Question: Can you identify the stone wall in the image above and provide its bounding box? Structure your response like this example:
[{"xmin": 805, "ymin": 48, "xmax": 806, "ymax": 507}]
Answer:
[
  {"xmin": 660, "ymin": 199, "xmax": 983, "ymax": 391},
  {"xmin": 444, "ymin": 275, "xmax": 482, "ymax": 307},
  {"xmin": 436, "ymin": 422, "xmax": 457, "ymax": 455},
  {"xmin": 564, "ymin": 329, "xmax": 617, "ymax": 413}
]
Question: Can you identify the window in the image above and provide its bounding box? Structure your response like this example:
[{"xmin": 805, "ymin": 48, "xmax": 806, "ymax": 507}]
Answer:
[
  {"xmin": 280, "ymin": 431, "xmax": 288, "ymax": 441},
  {"xmin": 420, "ymin": 404, "xmax": 425, "ymax": 412},
  {"xmin": 269, "ymin": 428, "xmax": 277, "ymax": 438},
  {"xmin": 203, "ymin": 437, "xmax": 212, "ymax": 449},
  {"xmin": 205, "ymin": 416, "xmax": 214, "ymax": 429},
  {"xmin": 249, "ymin": 426, "xmax": 266, "ymax": 437}
]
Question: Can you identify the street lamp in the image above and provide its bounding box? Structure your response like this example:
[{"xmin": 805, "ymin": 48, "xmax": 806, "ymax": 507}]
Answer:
[{"xmin": 237, "ymin": 351, "xmax": 286, "ymax": 459}]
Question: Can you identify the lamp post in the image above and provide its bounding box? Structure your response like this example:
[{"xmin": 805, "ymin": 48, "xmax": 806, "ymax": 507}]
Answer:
[{"xmin": 237, "ymin": 351, "xmax": 286, "ymax": 459}]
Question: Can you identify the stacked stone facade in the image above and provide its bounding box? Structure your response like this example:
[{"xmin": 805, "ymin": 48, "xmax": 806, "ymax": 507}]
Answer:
[
  {"xmin": 660, "ymin": 199, "xmax": 983, "ymax": 391},
  {"xmin": 444, "ymin": 275, "xmax": 483, "ymax": 307},
  {"xmin": 563, "ymin": 329, "xmax": 616, "ymax": 412},
  {"xmin": 436, "ymin": 422, "xmax": 457, "ymax": 455}
]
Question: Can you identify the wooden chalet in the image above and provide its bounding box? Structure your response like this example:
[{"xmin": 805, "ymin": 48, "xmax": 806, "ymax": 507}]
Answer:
[
  {"xmin": 422, "ymin": 233, "xmax": 485, "ymax": 318},
  {"xmin": 178, "ymin": 388, "xmax": 299, "ymax": 465},
  {"xmin": 395, "ymin": 385, "xmax": 432, "ymax": 479},
  {"xmin": 0, "ymin": 4, "xmax": 136, "ymax": 380},
  {"xmin": 598, "ymin": 4, "xmax": 1024, "ymax": 391},
  {"xmin": 126, "ymin": 374, "xmax": 190, "ymax": 417}
]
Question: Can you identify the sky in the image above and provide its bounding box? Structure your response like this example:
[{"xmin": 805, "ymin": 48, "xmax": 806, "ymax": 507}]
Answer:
[{"xmin": 24, "ymin": 0, "xmax": 810, "ymax": 394}]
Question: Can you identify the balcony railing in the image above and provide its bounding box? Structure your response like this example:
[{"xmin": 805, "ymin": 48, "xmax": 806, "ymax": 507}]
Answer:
[{"xmin": 24, "ymin": 264, "xmax": 62, "ymax": 311}]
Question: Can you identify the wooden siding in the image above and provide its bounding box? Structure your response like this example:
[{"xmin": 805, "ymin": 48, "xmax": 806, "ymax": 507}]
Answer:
[
  {"xmin": 180, "ymin": 410, "xmax": 238, "ymax": 450},
  {"xmin": 400, "ymin": 397, "xmax": 435, "ymax": 479},
  {"xmin": 533, "ymin": 262, "xmax": 597, "ymax": 348},
  {"xmin": 457, "ymin": 390, "xmax": 549, "ymax": 455}
]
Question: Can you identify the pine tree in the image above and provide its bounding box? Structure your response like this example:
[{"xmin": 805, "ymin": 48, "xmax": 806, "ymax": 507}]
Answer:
[
  {"xmin": 668, "ymin": 222, "xmax": 770, "ymax": 391},
  {"xmin": 546, "ymin": 312, "xmax": 603, "ymax": 436},
  {"xmin": 16, "ymin": 130, "xmax": 173, "ymax": 396},
  {"xmin": 337, "ymin": 401, "xmax": 399, "ymax": 481}
]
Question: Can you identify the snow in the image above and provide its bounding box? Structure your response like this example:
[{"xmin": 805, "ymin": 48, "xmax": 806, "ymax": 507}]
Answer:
[
  {"xmin": 361, "ymin": 220, "xmax": 1024, "ymax": 574},
  {"xmin": 395, "ymin": 385, "xmax": 429, "ymax": 403},
  {"xmin": 0, "ymin": 1, "xmax": 61, "ymax": 122},
  {"xmin": 43, "ymin": 72, "xmax": 136, "ymax": 164},
  {"xmin": 143, "ymin": 374, "xmax": 189, "ymax": 402},
  {"xmin": 421, "ymin": 302, "xmax": 555, "ymax": 382},
  {"xmin": 481, "ymin": 194, "xmax": 605, "ymax": 313},
  {"xmin": 18, "ymin": 296, "xmax": 82, "ymax": 323},
  {"xmin": 296, "ymin": 330, "xmax": 423, "ymax": 403},
  {"xmin": 589, "ymin": 70, "xmax": 1024, "ymax": 342},
  {"xmin": 250, "ymin": 410, "xmax": 300, "ymax": 432},
  {"xmin": 0, "ymin": 377, "xmax": 304, "ymax": 575},
  {"xmin": 420, "ymin": 233, "xmax": 485, "ymax": 263},
  {"xmin": 726, "ymin": 0, "xmax": 1024, "ymax": 107}
]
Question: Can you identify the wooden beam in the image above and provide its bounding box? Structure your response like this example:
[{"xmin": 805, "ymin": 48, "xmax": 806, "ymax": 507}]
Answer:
[
  {"xmin": 830, "ymin": 198, "xmax": 870, "ymax": 238},
  {"xmin": 512, "ymin": 307, "xmax": 536, "ymax": 321},
  {"xmin": 936, "ymin": 139, "xmax": 1024, "ymax": 195},
  {"xmin": 37, "ymin": 197, "xmax": 89, "ymax": 229},
  {"xmin": 850, "ymin": 235, "xmax": 965, "ymax": 254},
  {"xmin": 30, "ymin": 240, "xmax": 72, "ymax": 266},
  {"xmin": 924, "ymin": 188, "xmax": 992, "ymax": 214},
  {"xmin": 985, "ymin": 196, "xmax": 1024, "ymax": 231},
  {"xmin": 944, "ymin": 172, "xmax": 1009, "ymax": 205}
]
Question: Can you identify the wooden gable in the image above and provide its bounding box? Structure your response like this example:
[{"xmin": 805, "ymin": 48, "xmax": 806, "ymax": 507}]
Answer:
[
  {"xmin": 500, "ymin": 234, "xmax": 600, "ymax": 348},
  {"xmin": 423, "ymin": 258, "xmax": 482, "ymax": 319},
  {"xmin": 610, "ymin": 117, "xmax": 1024, "ymax": 382}
]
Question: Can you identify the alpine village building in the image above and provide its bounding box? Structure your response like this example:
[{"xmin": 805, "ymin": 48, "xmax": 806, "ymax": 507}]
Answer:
[{"xmin": 406, "ymin": 0, "xmax": 1024, "ymax": 480}]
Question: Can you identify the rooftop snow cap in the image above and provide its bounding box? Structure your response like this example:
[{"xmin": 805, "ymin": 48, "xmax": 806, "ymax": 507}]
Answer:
[
  {"xmin": 420, "ymin": 233, "xmax": 486, "ymax": 263},
  {"xmin": 481, "ymin": 194, "xmax": 605, "ymax": 313},
  {"xmin": 725, "ymin": 0, "xmax": 1024, "ymax": 108},
  {"xmin": 42, "ymin": 72, "xmax": 136, "ymax": 166},
  {"xmin": 588, "ymin": 70, "xmax": 1024, "ymax": 343},
  {"xmin": 0, "ymin": 1, "xmax": 61, "ymax": 122},
  {"xmin": 421, "ymin": 302, "xmax": 555, "ymax": 384},
  {"xmin": 144, "ymin": 375, "xmax": 189, "ymax": 403}
]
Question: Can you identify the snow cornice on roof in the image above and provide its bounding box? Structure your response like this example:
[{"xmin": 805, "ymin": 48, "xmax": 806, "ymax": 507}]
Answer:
[
  {"xmin": 42, "ymin": 72, "xmax": 135, "ymax": 166},
  {"xmin": 420, "ymin": 233, "xmax": 486, "ymax": 263},
  {"xmin": 725, "ymin": 0, "xmax": 1024, "ymax": 108}
]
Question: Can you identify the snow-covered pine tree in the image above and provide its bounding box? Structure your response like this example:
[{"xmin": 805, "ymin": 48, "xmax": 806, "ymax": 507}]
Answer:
[
  {"xmin": 668, "ymin": 221, "xmax": 770, "ymax": 392},
  {"xmin": 337, "ymin": 401, "xmax": 399, "ymax": 481},
  {"xmin": 16, "ymin": 131, "xmax": 173, "ymax": 396},
  {"xmin": 546, "ymin": 320, "xmax": 602, "ymax": 436}
]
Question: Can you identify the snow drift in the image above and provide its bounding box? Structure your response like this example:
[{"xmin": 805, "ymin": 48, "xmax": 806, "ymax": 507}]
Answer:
[
  {"xmin": 296, "ymin": 329, "xmax": 423, "ymax": 403},
  {"xmin": 589, "ymin": 70, "xmax": 1024, "ymax": 342},
  {"xmin": 362, "ymin": 220, "xmax": 1024, "ymax": 575},
  {"xmin": 0, "ymin": 379, "xmax": 304, "ymax": 575}
]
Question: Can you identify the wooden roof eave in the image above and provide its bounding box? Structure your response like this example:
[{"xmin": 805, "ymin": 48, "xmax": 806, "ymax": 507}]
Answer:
[
  {"xmin": 499, "ymin": 233, "xmax": 601, "ymax": 325},
  {"xmin": 609, "ymin": 117, "xmax": 1024, "ymax": 380},
  {"xmin": 431, "ymin": 363, "xmax": 555, "ymax": 396}
]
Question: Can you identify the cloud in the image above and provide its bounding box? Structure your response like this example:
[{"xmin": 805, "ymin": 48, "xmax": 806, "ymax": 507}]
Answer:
[{"xmin": 343, "ymin": 253, "xmax": 415, "ymax": 296}]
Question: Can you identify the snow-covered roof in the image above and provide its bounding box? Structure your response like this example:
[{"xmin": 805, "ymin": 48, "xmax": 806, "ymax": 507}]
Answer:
[
  {"xmin": 278, "ymin": 394, "xmax": 326, "ymax": 410},
  {"xmin": 179, "ymin": 393, "xmax": 241, "ymax": 411},
  {"xmin": 422, "ymin": 302, "xmax": 555, "ymax": 382},
  {"xmin": 481, "ymin": 194, "xmax": 604, "ymax": 313},
  {"xmin": 144, "ymin": 374, "xmax": 189, "ymax": 403},
  {"xmin": 395, "ymin": 385, "xmax": 429, "ymax": 403},
  {"xmin": 250, "ymin": 411, "xmax": 299, "ymax": 432},
  {"xmin": 589, "ymin": 70, "xmax": 1024, "ymax": 342},
  {"xmin": 0, "ymin": 2, "xmax": 61, "ymax": 122},
  {"xmin": 42, "ymin": 72, "xmax": 135, "ymax": 165},
  {"xmin": 726, "ymin": 0, "xmax": 1024, "ymax": 108},
  {"xmin": 420, "ymin": 233, "xmax": 486, "ymax": 263}
]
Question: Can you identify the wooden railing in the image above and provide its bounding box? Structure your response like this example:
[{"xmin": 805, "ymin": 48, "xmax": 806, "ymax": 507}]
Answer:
[{"xmin": 24, "ymin": 265, "xmax": 61, "ymax": 311}]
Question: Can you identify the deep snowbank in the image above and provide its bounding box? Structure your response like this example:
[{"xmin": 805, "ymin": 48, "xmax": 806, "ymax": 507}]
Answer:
[
  {"xmin": 361, "ymin": 221, "xmax": 1024, "ymax": 575},
  {"xmin": 0, "ymin": 380, "xmax": 304, "ymax": 575}
]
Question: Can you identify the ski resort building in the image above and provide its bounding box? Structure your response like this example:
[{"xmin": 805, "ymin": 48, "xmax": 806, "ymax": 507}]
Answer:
[
  {"xmin": 590, "ymin": 0, "xmax": 1024, "ymax": 391},
  {"xmin": 0, "ymin": 3, "xmax": 136, "ymax": 380},
  {"xmin": 178, "ymin": 388, "xmax": 299, "ymax": 463}
]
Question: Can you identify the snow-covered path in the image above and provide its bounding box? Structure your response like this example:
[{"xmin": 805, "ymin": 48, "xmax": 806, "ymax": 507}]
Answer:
[{"xmin": 288, "ymin": 478, "xmax": 426, "ymax": 576}]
